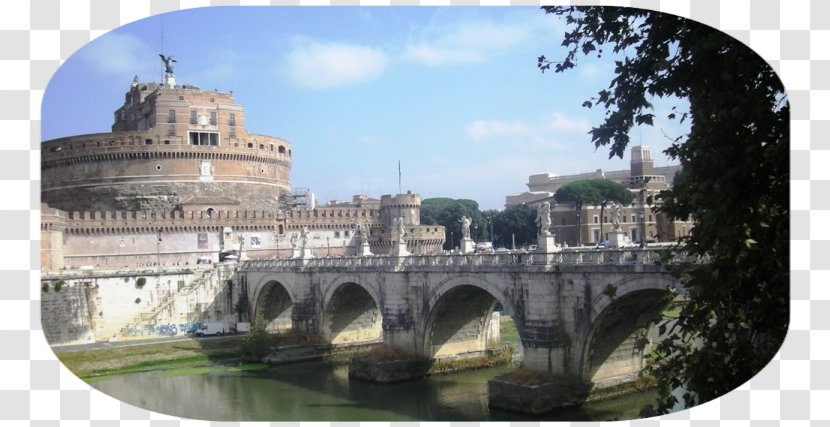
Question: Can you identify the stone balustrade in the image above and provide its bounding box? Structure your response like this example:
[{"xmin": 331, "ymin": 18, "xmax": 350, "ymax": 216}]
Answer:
[{"xmin": 241, "ymin": 246, "xmax": 701, "ymax": 272}]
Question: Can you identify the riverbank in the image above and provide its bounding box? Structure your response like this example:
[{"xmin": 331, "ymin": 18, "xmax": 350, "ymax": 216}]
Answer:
[{"xmin": 56, "ymin": 336, "xmax": 249, "ymax": 381}]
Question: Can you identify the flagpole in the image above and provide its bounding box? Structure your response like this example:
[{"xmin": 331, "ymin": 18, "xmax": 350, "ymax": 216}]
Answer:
[{"xmin": 398, "ymin": 160, "xmax": 402, "ymax": 194}]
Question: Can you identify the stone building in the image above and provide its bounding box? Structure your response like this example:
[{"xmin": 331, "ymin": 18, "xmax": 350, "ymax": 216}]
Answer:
[
  {"xmin": 41, "ymin": 67, "xmax": 444, "ymax": 271},
  {"xmin": 507, "ymin": 146, "xmax": 693, "ymax": 247}
]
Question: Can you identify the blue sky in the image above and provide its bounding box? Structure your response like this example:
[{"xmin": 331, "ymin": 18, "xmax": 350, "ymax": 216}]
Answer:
[{"xmin": 42, "ymin": 6, "xmax": 684, "ymax": 210}]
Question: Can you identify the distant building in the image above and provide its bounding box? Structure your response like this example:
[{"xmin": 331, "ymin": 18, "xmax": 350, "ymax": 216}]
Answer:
[{"xmin": 506, "ymin": 146, "xmax": 692, "ymax": 247}]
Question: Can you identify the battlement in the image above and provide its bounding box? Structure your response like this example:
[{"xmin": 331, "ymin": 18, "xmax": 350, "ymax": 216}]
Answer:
[
  {"xmin": 56, "ymin": 207, "xmax": 284, "ymax": 235},
  {"xmin": 381, "ymin": 193, "xmax": 422, "ymax": 207}
]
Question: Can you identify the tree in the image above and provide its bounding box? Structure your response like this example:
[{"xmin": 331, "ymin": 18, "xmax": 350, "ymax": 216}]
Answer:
[
  {"xmin": 421, "ymin": 198, "xmax": 486, "ymax": 249},
  {"xmin": 540, "ymin": 6, "xmax": 788, "ymax": 413},
  {"xmin": 493, "ymin": 204, "xmax": 537, "ymax": 249},
  {"xmin": 553, "ymin": 180, "xmax": 603, "ymax": 246}
]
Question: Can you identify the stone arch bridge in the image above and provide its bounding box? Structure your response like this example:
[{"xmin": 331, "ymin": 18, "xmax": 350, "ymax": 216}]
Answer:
[{"xmin": 239, "ymin": 248, "xmax": 692, "ymax": 387}]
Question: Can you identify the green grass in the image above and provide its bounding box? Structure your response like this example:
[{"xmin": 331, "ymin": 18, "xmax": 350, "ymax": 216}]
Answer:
[{"xmin": 57, "ymin": 336, "xmax": 244, "ymax": 380}]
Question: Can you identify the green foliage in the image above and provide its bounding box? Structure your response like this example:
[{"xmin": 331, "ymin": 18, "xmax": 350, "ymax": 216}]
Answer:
[
  {"xmin": 541, "ymin": 6, "xmax": 788, "ymax": 413},
  {"xmin": 135, "ymin": 277, "xmax": 146, "ymax": 289},
  {"xmin": 240, "ymin": 323, "xmax": 271, "ymax": 362},
  {"xmin": 421, "ymin": 198, "xmax": 487, "ymax": 249},
  {"xmin": 124, "ymin": 277, "xmax": 130, "ymax": 283},
  {"xmin": 492, "ymin": 204, "xmax": 537, "ymax": 248},
  {"xmin": 422, "ymin": 198, "xmax": 540, "ymax": 249},
  {"xmin": 41, "ymin": 283, "xmax": 49, "ymax": 293},
  {"xmin": 53, "ymin": 280, "xmax": 64, "ymax": 292},
  {"xmin": 134, "ymin": 298, "xmax": 141, "ymax": 304}
]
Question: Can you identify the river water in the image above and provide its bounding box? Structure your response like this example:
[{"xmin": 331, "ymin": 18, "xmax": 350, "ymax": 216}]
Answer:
[{"xmin": 90, "ymin": 360, "xmax": 659, "ymax": 421}]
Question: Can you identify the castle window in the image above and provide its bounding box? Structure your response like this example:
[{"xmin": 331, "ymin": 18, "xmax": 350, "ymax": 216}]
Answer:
[
  {"xmin": 259, "ymin": 144, "xmax": 265, "ymax": 150},
  {"xmin": 189, "ymin": 110, "xmax": 197, "ymax": 124},
  {"xmin": 229, "ymin": 113, "xmax": 236, "ymax": 126},
  {"xmin": 593, "ymin": 215, "xmax": 599, "ymax": 224},
  {"xmin": 209, "ymin": 97, "xmax": 215, "ymax": 103},
  {"xmin": 168, "ymin": 124, "xmax": 176, "ymax": 136},
  {"xmin": 229, "ymin": 127, "xmax": 236, "ymax": 138},
  {"xmin": 163, "ymin": 140, "xmax": 170, "ymax": 145},
  {"xmin": 189, "ymin": 131, "xmax": 219, "ymax": 146},
  {"xmin": 178, "ymin": 96, "xmax": 184, "ymax": 100},
  {"xmin": 278, "ymin": 146, "xmax": 286, "ymax": 154},
  {"xmin": 247, "ymin": 143, "xmax": 254, "ymax": 148},
  {"xmin": 168, "ymin": 110, "xmax": 176, "ymax": 123},
  {"xmin": 209, "ymin": 112, "xmax": 217, "ymax": 126},
  {"xmin": 270, "ymin": 144, "xmax": 274, "ymax": 151},
  {"xmin": 145, "ymin": 139, "xmax": 153, "ymax": 145}
]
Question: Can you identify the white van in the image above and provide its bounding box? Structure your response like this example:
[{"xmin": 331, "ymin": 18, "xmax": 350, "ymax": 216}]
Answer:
[{"xmin": 194, "ymin": 322, "xmax": 227, "ymax": 337}]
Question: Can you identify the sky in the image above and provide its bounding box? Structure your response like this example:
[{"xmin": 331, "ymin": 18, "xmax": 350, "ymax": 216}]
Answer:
[{"xmin": 41, "ymin": 6, "xmax": 685, "ymax": 210}]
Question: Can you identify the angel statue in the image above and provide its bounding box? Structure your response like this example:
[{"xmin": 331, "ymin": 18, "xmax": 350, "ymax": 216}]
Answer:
[{"xmin": 159, "ymin": 54, "xmax": 176, "ymax": 74}]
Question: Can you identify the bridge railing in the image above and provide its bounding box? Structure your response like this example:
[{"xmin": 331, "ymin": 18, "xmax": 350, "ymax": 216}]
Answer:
[{"xmin": 240, "ymin": 246, "xmax": 702, "ymax": 271}]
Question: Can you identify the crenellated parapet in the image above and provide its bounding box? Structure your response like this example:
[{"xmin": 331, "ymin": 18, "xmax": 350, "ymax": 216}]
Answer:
[
  {"xmin": 60, "ymin": 208, "xmax": 285, "ymax": 235},
  {"xmin": 285, "ymin": 206, "xmax": 381, "ymax": 231}
]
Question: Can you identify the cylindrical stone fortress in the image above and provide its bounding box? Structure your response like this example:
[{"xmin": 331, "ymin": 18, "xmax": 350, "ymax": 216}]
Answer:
[{"xmin": 41, "ymin": 80, "xmax": 291, "ymax": 212}]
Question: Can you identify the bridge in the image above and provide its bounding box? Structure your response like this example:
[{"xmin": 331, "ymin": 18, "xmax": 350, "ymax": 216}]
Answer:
[{"xmin": 239, "ymin": 247, "xmax": 695, "ymax": 388}]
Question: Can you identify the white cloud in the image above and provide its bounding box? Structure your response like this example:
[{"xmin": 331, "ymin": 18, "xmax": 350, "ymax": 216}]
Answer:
[
  {"xmin": 465, "ymin": 112, "xmax": 591, "ymax": 147},
  {"xmin": 404, "ymin": 16, "xmax": 541, "ymax": 66},
  {"xmin": 77, "ymin": 33, "xmax": 155, "ymax": 77},
  {"xmin": 544, "ymin": 112, "xmax": 591, "ymax": 133},
  {"xmin": 465, "ymin": 119, "xmax": 531, "ymax": 142},
  {"xmin": 286, "ymin": 39, "xmax": 388, "ymax": 90}
]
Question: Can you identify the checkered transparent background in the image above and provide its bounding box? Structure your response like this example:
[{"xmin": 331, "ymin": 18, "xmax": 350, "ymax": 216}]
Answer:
[{"xmin": 0, "ymin": 0, "xmax": 824, "ymax": 425}]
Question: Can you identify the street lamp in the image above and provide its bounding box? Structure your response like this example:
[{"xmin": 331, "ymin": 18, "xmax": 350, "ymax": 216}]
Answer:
[{"xmin": 449, "ymin": 231, "xmax": 454, "ymax": 251}]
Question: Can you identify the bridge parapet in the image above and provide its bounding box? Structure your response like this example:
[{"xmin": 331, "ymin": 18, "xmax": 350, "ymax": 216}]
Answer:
[{"xmin": 241, "ymin": 247, "xmax": 702, "ymax": 273}]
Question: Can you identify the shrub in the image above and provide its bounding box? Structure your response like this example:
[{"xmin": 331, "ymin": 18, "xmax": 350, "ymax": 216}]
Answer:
[
  {"xmin": 241, "ymin": 323, "xmax": 271, "ymax": 362},
  {"xmin": 41, "ymin": 283, "xmax": 49, "ymax": 293},
  {"xmin": 135, "ymin": 277, "xmax": 146, "ymax": 289},
  {"xmin": 53, "ymin": 280, "xmax": 64, "ymax": 292},
  {"xmin": 123, "ymin": 277, "xmax": 130, "ymax": 283},
  {"xmin": 134, "ymin": 298, "xmax": 141, "ymax": 304}
]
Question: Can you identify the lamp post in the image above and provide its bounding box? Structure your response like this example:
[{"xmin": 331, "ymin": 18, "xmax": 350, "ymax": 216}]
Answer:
[
  {"xmin": 474, "ymin": 224, "xmax": 479, "ymax": 242},
  {"xmin": 450, "ymin": 231, "xmax": 454, "ymax": 251}
]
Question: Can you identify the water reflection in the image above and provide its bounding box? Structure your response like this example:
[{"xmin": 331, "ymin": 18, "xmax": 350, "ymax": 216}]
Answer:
[{"xmin": 91, "ymin": 361, "xmax": 658, "ymax": 421}]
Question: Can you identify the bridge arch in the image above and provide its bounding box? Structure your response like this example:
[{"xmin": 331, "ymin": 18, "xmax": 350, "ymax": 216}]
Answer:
[
  {"xmin": 575, "ymin": 274, "xmax": 679, "ymax": 387},
  {"xmin": 421, "ymin": 275, "xmax": 520, "ymax": 359},
  {"xmin": 251, "ymin": 275, "xmax": 297, "ymax": 333},
  {"xmin": 321, "ymin": 276, "xmax": 382, "ymax": 345}
]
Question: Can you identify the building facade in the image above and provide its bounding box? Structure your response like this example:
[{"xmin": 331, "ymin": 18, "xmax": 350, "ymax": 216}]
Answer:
[{"xmin": 507, "ymin": 146, "xmax": 692, "ymax": 247}]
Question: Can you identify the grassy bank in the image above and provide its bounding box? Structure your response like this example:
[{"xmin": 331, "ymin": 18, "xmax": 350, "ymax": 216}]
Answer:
[{"xmin": 57, "ymin": 336, "xmax": 247, "ymax": 380}]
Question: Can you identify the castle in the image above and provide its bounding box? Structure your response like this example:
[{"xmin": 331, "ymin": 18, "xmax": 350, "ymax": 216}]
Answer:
[{"xmin": 41, "ymin": 64, "xmax": 445, "ymax": 271}]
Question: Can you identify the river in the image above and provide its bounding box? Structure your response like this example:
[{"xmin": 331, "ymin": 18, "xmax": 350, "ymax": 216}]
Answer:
[{"xmin": 90, "ymin": 360, "xmax": 659, "ymax": 421}]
